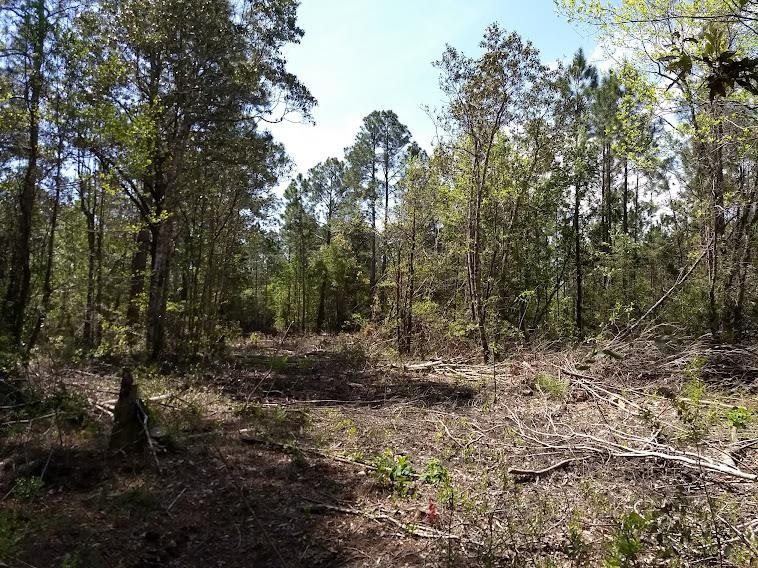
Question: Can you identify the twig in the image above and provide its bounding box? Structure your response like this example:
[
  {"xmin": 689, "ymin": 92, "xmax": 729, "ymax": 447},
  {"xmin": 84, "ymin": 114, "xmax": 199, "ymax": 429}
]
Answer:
[
  {"xmin": 167, "ymin": 487, "xmax": 187, "ymax": 511},
  {"xmin": 137, "ymin": 400, "xmax": 160, "ymax": 471},
  {"xmin": 1, "ymin": 412, "xmax": 56, "ymax": 426}
]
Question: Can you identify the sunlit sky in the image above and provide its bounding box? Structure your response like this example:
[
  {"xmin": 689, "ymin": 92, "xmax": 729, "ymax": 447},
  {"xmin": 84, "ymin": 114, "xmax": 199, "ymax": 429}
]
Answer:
[{"xmin": 267, "ymin": 0, "xmax": 602, "ymax": 189}]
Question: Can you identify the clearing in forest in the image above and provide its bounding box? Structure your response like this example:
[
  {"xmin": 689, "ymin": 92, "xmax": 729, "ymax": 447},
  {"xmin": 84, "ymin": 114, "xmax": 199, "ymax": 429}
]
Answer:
[{"xmin": 1, "ymin": 335, "xmax": 758, "ymax": 567}]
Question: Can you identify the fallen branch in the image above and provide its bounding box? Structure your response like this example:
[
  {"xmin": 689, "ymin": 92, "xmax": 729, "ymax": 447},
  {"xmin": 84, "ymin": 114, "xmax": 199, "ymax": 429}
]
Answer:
[
  {"xmin": 508, "ymin": 457, "xmax": 589, "ymax": 478},
  {"xmin": 299, "ymin": 497, "xmax": 479, "ymax": 544},
  {"xmin": 238, "ymin": 431, "xmax": 377, "ymax": 471},
  {"xmin": 622, "ymin": 246, "xmax": 708, "ymax": 338}
]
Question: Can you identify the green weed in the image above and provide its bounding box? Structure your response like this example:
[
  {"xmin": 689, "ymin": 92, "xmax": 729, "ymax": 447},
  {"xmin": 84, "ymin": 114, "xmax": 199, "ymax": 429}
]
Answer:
[
  {"xmin": 605, "ymin": 511, "xmax": 647, "ymax": 567},
  {"xmin": 268, "ymin": 355, "xmax": 289, "ymax": 372},
  {"xmin": 419, "ymin": 458, "xmax": 449, "ymax": 485},
  {"xmin": 726, "ymin": 406, "xmax": 752, "ymax": 430},
  {"xmin": 373, "ymin": 449, "xmax": 416, "ymax": 494},
  {"xmin": 12, "ymin": 477, "xmax": 44, "ymax": 502},
  {"xmin": 536, "ymin": 373, "xmax": 569, "ymax": 398},
  {"xmin": 0, "ymin": 510, "xmax": 24, "ymax": 563}
]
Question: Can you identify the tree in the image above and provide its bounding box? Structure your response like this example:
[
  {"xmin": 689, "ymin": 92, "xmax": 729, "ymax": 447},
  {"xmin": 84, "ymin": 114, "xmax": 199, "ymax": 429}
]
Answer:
[
  {"xmin": 280, "ymin": 175, "xmax": 317, "ymax": 333},
  {"xmin": 0, "ymin": 0, "xmax": 54, "ymax": 350},
  {"xmin": 562, "ymin": 0, "xmax": 758, "ymax": 338},
  {"xmin": 435, "ymin": 24, "xmax": 545, "ymax": 361},
  {"xmin": 307, "ymin": 157, "xmax": 348, "ymax": 332},
  {"xmin": 559, "ymin": 49, "xmax": 598, "ymax": 336},
  {"xmin": 69, "ymin": 0, "xmax": 314, "ymax": 357}
]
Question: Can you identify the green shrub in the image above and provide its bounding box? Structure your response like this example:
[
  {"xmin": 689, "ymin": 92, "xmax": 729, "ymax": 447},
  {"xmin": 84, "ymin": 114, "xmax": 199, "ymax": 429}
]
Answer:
[
  {"xmin": 44, "ymin": 390, "xmax": 91, "ymax": 429},
  {"xmin": 683, "ymin": 356, "xmax": 708, "ymax": 382},
  {"xmin": 419, "ymin": 458, "xmax": 449, "ymax": 485},
  {"xmin": 12, "ymin": 477, "xmax": 44, "ymax": 501},
  {"xmin": 605, "ymin": 511, "xmax": 647, "ymax": 567},
  {"xmin": 110, "ymin": 486, "xmax": 161, "ymax": 519},
  {"xmin": 373, "ymin": 449, "xmax": 416, "ymax": 494},
  {"xmin": 268, "ymin": 354, "xmax": 289, "ymax": 372},
  {"xmin": 0, "ymin": 510, "xmax": 23, "ymax": 563},
  {"xmin": 726, "ymin": 406, "xmax": 752, "ymax": 430}
]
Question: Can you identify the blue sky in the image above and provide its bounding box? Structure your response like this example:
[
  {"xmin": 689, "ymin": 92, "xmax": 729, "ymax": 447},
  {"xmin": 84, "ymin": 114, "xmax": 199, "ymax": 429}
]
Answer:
[{"xmin": 267, "ymin": 0, "xmax": 601, "ymax": 186}]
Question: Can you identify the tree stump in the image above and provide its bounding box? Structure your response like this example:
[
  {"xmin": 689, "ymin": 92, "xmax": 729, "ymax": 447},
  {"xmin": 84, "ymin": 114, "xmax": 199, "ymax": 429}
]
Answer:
[{"xmin": 109, "ymin": 367, "xmax": 146, "ymax": 452}]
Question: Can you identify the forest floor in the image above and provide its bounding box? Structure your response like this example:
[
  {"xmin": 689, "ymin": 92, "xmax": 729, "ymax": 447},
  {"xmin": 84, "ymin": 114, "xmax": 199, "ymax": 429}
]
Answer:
[{"xmin": 2, "ymin": 334, "xmax": 758, "ymax": 567}]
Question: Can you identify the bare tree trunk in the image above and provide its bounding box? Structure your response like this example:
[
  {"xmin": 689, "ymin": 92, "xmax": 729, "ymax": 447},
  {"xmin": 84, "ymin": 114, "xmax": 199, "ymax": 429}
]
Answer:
[
  {"xmin": 379, "ymin": 155, "xmax": 390, "ymax": 315},
  {"xmin": 94, "ymin": 192, "xmax": 105, "ymax": 347},
  {"xmin": 315, "ymin": 228, "xmax": 331, "ymax": 333},
  {"xmin": 707, "ymin": 118, "xmax": 726, "ymax": 339},
  {"xmin": 466, "ymin": 151, "xmax": 490, "ymax": 362},
  {"xmin": 601, "ymin": 142, "xmax": 607, "ymax": 246},
  {"xmin": 82, "ymin": 181, "xmax": 97, "ymax": 348},
  {"xmin": 622, "ymin": 157, "xmax": 629, "ymax": 235},
  {"xmin": 605, "ymin": 140, "xmax": 613, "ymax": 249},
  {"xmin": 403, "ymin": 206, "xmax": 417, "ymax": 353},
  {"xmin": 369, "ymin": 201, "xmax": 377, "ymax": 302}
]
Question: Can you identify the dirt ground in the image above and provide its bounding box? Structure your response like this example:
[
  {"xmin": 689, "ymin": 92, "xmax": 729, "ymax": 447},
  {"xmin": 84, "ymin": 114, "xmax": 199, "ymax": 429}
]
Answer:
[{"xmin": 2, "ymin": 335, "xmax": 757, "ymax": 567}]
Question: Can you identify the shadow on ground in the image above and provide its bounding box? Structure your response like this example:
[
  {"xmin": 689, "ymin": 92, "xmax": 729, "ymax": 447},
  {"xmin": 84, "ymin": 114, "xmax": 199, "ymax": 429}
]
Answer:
[
  {"xmin": 217, "ymin": 345, "xmax": 480, "ymax": 409},
  {"xmin": 5, "ymin": 436, "xmax": 399, "ymax": 568}
]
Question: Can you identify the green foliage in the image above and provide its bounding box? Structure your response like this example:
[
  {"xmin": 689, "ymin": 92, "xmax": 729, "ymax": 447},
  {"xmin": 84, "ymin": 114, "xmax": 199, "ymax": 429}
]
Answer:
[
  {"xmin": 419, "ymin": 458, "xmax": 450, "ymax": 485},
  {"xmin": 12, "ymin": 477, "xmax": 44, "ymax": 502},
  {"xmin": 684, "ymin": 356, "xmax": 708, "ymax": 382},
  {"xmin": 726, "ymin": 406, "xmax": 752, "ymax": 430},
  {"xmin": 109, "ymin": 486, "xmax": 161, "ymax": 519},
  {"xmin": 0, "ymin": 510, "xmax": 24, "ymax": 563},
  {"xmin": 535, "ymin": 373, "xmax": 569, "ymax": 398},
  {"xmin": 43, "ymin": 390, "xmax": 92, "ymax": 430},
  {"xmin": 61, "ymin": 552, "xmax": 82, "ymax": 568},
  {"xmin": 605, "ymin": 511, "xmax": 647, "ymax": 568},
  {"xmin": 674, "ymin": 380, "xmax": 712, "ymax": 444},
  {"xmin": 567, "ymin": 514, "xmax": 592, "ymax": 565},
  {"xmin": 268, "ymin": 355, "xmax": 289, "ymax": 373},
  {"xmin": 373, "ymin": 449, "xmax": 416, "ymax": 494},
  {"xmin": 0, "ymin": 335, "xmax": 20, "ymax": 375}
]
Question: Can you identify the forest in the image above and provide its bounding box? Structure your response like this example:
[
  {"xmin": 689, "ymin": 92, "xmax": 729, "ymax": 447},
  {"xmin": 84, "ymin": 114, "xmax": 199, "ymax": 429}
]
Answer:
[{"xmin": 1, "ymin": 0, "xmax": 758, "ymax": 566}]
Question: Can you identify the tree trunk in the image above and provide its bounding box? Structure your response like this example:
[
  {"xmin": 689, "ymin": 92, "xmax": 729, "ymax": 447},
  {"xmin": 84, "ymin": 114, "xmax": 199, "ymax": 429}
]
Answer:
[
  {"xmin": 127, "ymin": 228, "xmax": 151, "ymax": 326},
  {"xmin": 27, "ymin": 109, "xmax": 63, "ymax": 355},
  {"xmin": 467, "ymin": 152, "xmax": 490, "ymax": 363},
  {"xmin": 147, "ymin": 217, "xmax": 174, "ymax": 359},
  {"xmin": 622, "ymin": 157, "xmax": 628, "ymax": 235},
  {"xmin": 379, "ymin": 155, "xmax": 390, "ymax": 315},
  {"xmin": 369, "ymin": 151, "xmax": 378, "ymax": 311},
  {"xmin": 707, "ymin": 118, "xmax": 726, "ymax": 339},
  {"xmin": 403, "ymin": 206, "xmax": 417, "ymax": 354},
  {"xmin": 83, "ymin": 199, "xmax": 97, "ymax": 348},
  {"xmin": 574, "ymin": 183, "xmax": 583, "ymax": 335},
  {"xmin": 605, "ymin": 140, "xmax": 613, "ymax": 249}
]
